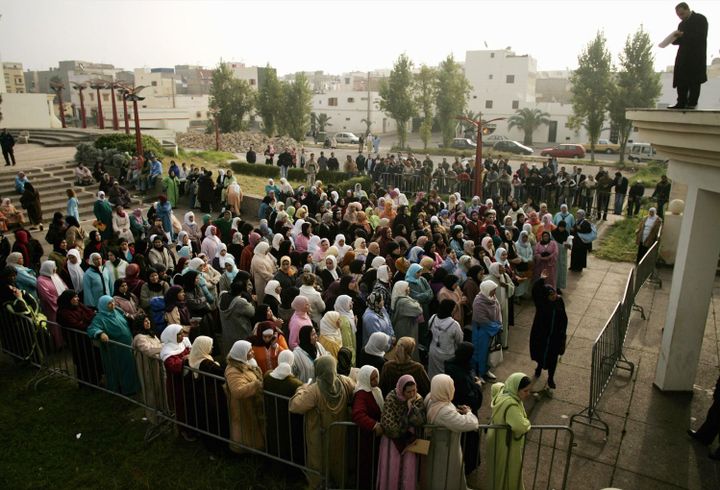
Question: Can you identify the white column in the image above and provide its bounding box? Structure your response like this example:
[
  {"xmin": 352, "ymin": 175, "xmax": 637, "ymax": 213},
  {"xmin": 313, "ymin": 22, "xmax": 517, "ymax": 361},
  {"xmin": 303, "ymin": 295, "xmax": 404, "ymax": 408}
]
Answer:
[{"xmin": 655, "ymin": 186, "xmax": 720, "ymax": 391}]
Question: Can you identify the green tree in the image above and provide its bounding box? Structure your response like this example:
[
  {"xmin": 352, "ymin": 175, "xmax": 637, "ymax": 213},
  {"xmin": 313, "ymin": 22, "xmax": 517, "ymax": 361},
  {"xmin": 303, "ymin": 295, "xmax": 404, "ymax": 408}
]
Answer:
[
  {"xmin": 609, "ymin": 27, "xmax": 662, "ymax": 165},
  {"xmin": 379, "ymin": 54, "xmax": 416, "ymax": 149},
  {"xmin": 256, "ymin": 64, "xmax": 283, "ymax": 136},
  {"xmin": 277, "ymin": 73, "xmax": 313, "ymax": 141},
  {"xmin": 435, "ymin": 54, "xmax": 472, "ymax": 148},
  {"xmin": 413, "ymin": 65, "xmax": 437, "ymax": 150},
  {"xmin": 209, "ymin": 63, "xmax": 255, "ymax": 132},
  {"xmin": 570, "ymin": 32, "xmax": 614, "ymax": 162},
  {"xmin": 507, "ymin": 108, "xmax": 551, "ymax": 146}
]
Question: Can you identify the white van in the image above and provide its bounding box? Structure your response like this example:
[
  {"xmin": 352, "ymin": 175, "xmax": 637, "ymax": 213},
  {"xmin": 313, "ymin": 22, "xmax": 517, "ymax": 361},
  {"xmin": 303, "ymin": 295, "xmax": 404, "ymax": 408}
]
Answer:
[{"xmin": 627, "ymin": 143, "xmax": 656, "ymax": 163}]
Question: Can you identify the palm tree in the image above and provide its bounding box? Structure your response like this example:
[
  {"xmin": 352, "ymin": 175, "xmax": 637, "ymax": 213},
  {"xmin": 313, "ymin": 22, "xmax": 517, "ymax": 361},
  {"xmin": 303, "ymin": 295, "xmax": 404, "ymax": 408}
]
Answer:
[
  {"xmin": 317, "ymin": 113, "xmax": 332, "ymax": 132},
  {"xmin": 460, "ymin": 110, "xmax": 480, "ymax": 136},
  {"xmin": 360, "ymin": 117, "xmax": 373, "ymax": 137},
  {"xmin": 507, "ymin": 108, "xmax": 551, "ymax": 146}
]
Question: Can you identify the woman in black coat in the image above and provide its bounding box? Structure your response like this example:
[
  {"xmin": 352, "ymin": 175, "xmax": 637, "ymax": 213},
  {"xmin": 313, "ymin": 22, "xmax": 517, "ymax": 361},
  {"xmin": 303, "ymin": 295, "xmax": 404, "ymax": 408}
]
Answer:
[
  {"xmin": 569, "ymin": 209, "xmax": 592, "ymax": 272},
  {"xmin": 530, "ymin": 273, "xmax": 568, "ymax": 389},
  {"xmin": 197, "ymin": 171, "xmax": 215, "ymax": 213}
]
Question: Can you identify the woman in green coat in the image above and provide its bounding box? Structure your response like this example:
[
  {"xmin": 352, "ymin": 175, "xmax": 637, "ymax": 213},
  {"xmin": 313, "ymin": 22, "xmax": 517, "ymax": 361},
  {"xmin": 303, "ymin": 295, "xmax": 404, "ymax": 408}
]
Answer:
[
  {"xmin": 93, "ymin": 191, "xmax": 114, "ymax": 241},
  {"xmin": 87, "ymin": 295, "xmax": 140, "ymax": 395},
  {"xmin": 162, "ymin": 169, "xmax": 180, "ymax": 207},
  {"xmin": 487, "ymin": 372, "xmax": 532, "ymax": 490}
]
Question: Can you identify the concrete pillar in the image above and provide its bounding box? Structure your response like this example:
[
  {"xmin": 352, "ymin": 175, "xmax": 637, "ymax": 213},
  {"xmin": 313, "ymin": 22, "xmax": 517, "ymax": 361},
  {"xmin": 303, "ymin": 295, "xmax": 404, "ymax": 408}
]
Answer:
[{"xmin": 654, "ymin": 186, "xmax": 720, "ymax": 391}]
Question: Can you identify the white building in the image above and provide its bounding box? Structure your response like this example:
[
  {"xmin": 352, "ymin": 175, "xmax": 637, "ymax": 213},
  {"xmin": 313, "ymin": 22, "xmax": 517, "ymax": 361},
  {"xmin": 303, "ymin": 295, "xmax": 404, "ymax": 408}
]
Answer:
[
  {"xmin": 312, "ymin": 90, "xmax": 396, "ymax": 136},
  {"xmin": 657, "ymin": 58, "xmax": 720, "ymax": 109}
]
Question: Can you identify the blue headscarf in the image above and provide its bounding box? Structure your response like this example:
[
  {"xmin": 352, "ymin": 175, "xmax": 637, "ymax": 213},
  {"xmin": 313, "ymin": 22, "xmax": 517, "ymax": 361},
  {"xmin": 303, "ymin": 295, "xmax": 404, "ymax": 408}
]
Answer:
[{"xmin": 405, "ymin": 263, "xmax": 423, "ymax": 284}]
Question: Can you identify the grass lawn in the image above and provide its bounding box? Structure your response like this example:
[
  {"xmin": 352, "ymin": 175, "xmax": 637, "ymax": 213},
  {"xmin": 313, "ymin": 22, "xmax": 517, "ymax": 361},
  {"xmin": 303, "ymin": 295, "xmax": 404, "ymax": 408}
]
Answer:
[
  {"xmin": 593, "ymin": 215, "xmax": 641, "ymax": 262},
  {"xmin": 627, "ymin": 161, "xmax": 668, "ymax": 187},
  {"xmin": 172, "ymin": 149, "xmax": 304, "ymax": 196},
  {"xmin": 0, "ymin": 358, "xmax": 305, "ymax": 489}
]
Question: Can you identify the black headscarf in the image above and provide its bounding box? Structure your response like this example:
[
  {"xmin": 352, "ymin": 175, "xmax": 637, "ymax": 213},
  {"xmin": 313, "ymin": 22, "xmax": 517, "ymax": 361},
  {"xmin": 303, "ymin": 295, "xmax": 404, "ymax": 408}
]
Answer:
[
  {"xmin": 437, "ymin": 299, "xmax": 456, "ymax": 319},
  {"xmin": 254, "ymin": 303, "xmax": 272, "ymax": 324},
  {"xmin": 57, "ymin": 289, "xmax": 77, "ymax": 310},
  {"xmin": 281, "ymin": 286, "xmax": 299, "ymax": 309},
  {"xmin": 452, "ymin": 342, "xmax": 474, "ymax": 370},
  {"xmin": 336, "ymin": 347, "xmax": 352, "ymax": 376},
  {"xmin": 442, "ymin": 274, "xmax": 459, "ymax": 290},
  {"xmin": 164, "ymin": 285, "xmax": 191, "ymax": 324},
  {"xmin": 551, "ymin": 220, "xmax": 570, "ymax": 244},
  {"xmin": 298, "ymin": 325, "xmax": 317, "ymax": 359},
  {"xmin": 113, "ymin": 279, "xmax": 131, "ymax": 300},
  {"xmin": 181, "ymin": 270, "xmax": 199, "ymax": 293}
]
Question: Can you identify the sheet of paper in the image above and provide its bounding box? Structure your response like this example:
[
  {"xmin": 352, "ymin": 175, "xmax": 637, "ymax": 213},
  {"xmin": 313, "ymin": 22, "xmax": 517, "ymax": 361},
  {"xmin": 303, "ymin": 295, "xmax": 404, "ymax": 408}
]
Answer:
[{"xmin": 658, "ymin": 32, "xmax": 677, "ymax": 48}]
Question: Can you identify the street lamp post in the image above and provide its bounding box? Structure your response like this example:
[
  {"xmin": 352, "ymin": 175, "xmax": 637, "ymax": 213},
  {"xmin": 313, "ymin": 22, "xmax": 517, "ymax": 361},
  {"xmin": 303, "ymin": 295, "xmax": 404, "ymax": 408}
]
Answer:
[
  {"xmin": 50, "ymin": 81, "xmax": 66, "ymax": 128},
  {"xmin": 72, "ymin": 83, "xmax": 87, "ymax": 128},
  {"xmin": 456, "ymin": 114, "xmax": 505, "ymax": 198},
  {"xmin": 90, "ymin": 80, "xmax": 107, "ymax": 129}
]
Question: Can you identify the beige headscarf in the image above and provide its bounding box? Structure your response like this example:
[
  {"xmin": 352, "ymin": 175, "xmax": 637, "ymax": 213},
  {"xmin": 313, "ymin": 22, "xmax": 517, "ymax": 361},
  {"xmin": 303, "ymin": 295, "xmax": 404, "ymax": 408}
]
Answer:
[{"xmin": 425, "ymin": 373, "xmax": 455, "ymax": 423}]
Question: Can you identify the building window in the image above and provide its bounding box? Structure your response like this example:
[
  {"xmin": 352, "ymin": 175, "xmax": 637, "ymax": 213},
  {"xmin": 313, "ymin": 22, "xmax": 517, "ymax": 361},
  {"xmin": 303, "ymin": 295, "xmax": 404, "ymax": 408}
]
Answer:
[
  {"xmin": 345, "ymin": 78, "xmax": 351, "ymax": 84},
  {"xmin": 249, "ymin": 79, "xmax": 256, "ymax": 86},
  {"xmin": 102, "ymin": 93, "xmax": 109, "ymax": 102},
  {"xmin": 485, "ymin": 100, "xmax": 493, "ymax": 109},
  {"xmin": 196, "ymin": 111, "xmax": 202, "ymax": 118},
  {"xmin": 473, "ymin": 95, "xmax": 477, "ymax": 99},
  {"xmin": 488, "ymin": 74, "xmax": 493, "ymax": 80},
  {"xmin": 89, "ymin": 93, "xmax": 94, "ymax": 101},
  {"xmin": 151, "ymin": 81, "xmax": 157, "ymax": 86},
  {"xmin": 512, "ymin": 100, "xmax": 519, "ymax": 109},
  {"xmin": 328, "ymin": 97, "xmax": 338, "ymax": 106},
  {"xmin": 506, "ymin": 75, "xmax": 515, "ymax": 83},
  {"xmin": 347, "ymin": 97, "xmax": 355, "ymax": 103},
  {"xmin": 346, "ymin": 118, "xmax": 351, "ymax": 121},
  {"xmin": 490, "ymin": 53, "xmax": 495, "ymax": 58}
]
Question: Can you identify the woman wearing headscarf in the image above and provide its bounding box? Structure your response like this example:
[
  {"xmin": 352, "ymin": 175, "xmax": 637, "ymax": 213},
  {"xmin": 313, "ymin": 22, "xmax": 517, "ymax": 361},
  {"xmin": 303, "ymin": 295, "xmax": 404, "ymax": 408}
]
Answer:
[
  {"xmin": 428, "ymin": 299, "xmax": 464, "ymax": 378},
  {"xmin": 485, "ymin": 262, "xmax": 515, "ymax": 349},
  {"xmin": 200, "ymin": 225, "xmax": 221, "ymax": 262},
  {"xmin": 65, "ymin": 248, "xmax": 85, "ymax": 294},
  {"xmin": 20, "ymin": 182, "xmax": 43, "ymax": 229},
  {"xmin": 182, "ymin": 211, "xmax": 203, "ymax": 244},
  {"xmin": 112, "ymin": 278, "xmax": 141, "ymax": 321},
  {"xmin": 217, "ymin": 281, "xmax": 255, "ymax": 358},
  {"xmin": 249, "ymin": 320, "xmax": 288, "ymax": 374},
  {"xmin": 260, "ymin": 279, "xmax": 281, "ymax": 317},
  {"xmin": 130, "ymin": 316, "xmax": 164, "ymax": 424},
  {"xmin": 224, "ymin": 339, "xmax": 265, "ymax": 452},
  {"xmin": 569, "ymin": 209, "xmax": 592, "ymax": 272},
  {"xmin": 359, "ymin": 331, "xmax": 391, "ymax": 371},
  {"xmin": 318, "ymin": 311, "xmax": 343, "ymax": 358},
  {"xmin": 288, "ymin": 295, "xmax": 313, "ymax": 350},
  {"xmin": 551, "ymin": 221, "xmax": 571, "ymax": 294},
  {"xmin": 530, "ymin": 273, "xmax": 568, "ymax": 390},
  {"xmin": 1, "ymin": 197, "xmax": 26, "ymax": 227},
  {"xmin": 37, "ymin": 260, "xmax": 67, "ymax": 329},
  {"xmin": 352, "ymin": 364, "xmax": 384, "ymax": 489},
  {"xmin": 372, "ymin": 265, "xmax": 393, "ymax": 314},
  {"xmin": 7, "ymin": 247, "xmax": 38, "ymax": 295},
  {"xmin": 438, "ymin": 274, "xmax": 467, "ymax": 327},
  {"xmin": 188, "ymin": 335, "xmax": 229, "ymax": 444},
  {"xmin": 147, "ymin": 235, "xmax": 175, "ymax": 275},
  {"xmin": 263, "ymin": 349, "xmax": 306, "ymax": 464},
  {"xmin": 635, "ymin": 207, "xmax": 662, "ymax": 264},
  {"xmin": 290, "ymin": 355, "xmax": 356, "ymax": 488},
  {"xmin": 405, "ymin": 263, "xmax": 433, "ymax": 349},
  {"xmin": 390, "ymin": 281, "xmax": 423, "ymax": 351},
  {"xmin": 250, "ymin": 241, "xmax": 276, "ymax": 305},
  {"xmin": 335, "ymin": 294, "xmax": 357, "ymax": 365},
  {"xmin": 422, "ymin": 374, "xmax": 479, "ymax": 490},
  {"xmin": 379, "ymin": 337, "xmax": 430, "ymax": 397},
  {"xmin": 162, "ymin": 285, "xmax": 190, "ymax": 330},
  {"xmin": 362, "ymin": 291, "xmax": 393, "ymax": 347},
  {"xmin": 533, "ymin": 229, "xmax": 559, "ymax": 292},
  {"xmin": 218, "ymin": 255, "xmax": 238, "ymax": 294},
  {"xmin": 319, "ymin": 254, "xmax": 340, "ymax": 290},
  {"xmin": 103, "ymin": 249, "xmax": 129, "ymax": 288},
  {"xmin": 487, "ymin": 373, "xmax": 532, "ymax": 490},
  {"xmin": 83, "ymin": 253, "xmax": 111, "ymax": 308},
  {"xmin": 56, "ymin": 289, "xmax": 103, "ymax": 387},
  {"xmin": 292, "ymin": 325, "xmax": 328, "ymax": 383},
  {"xmin": 471, "ymin": 280, "xmax": 502, "ymax": 381},
  {"xmin": 376, "ymin": 374, "xmax": 426, "ymax": 490},
  {"xmin": 139, "ymin": 268, "xmax": 170, "ymax": 311},
  {"xmin": 93, "ymin": 191, "xmax": 114, "ymax": 241},
  {"xmin": 160, "ymin": 323, "xmax": 194, "ymax": 440},
  {"xmin": 514, "ymin": 230, "xmax": 534, "ymax": 298},
  {"xmin": 298, "ymin": 272, "xmax": 326, "ymax": 326},
  {"xmin": 87, "ymin": 295, "xmax": 140, "ymax": 395}
]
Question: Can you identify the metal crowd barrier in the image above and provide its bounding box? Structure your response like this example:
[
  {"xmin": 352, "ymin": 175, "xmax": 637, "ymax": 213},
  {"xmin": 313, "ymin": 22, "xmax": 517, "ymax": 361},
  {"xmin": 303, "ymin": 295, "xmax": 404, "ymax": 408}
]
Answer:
[
  {"xmin": 635, "ymin": 238, "xmax": 663, "ymax": 295},
  {"xmin": 324, "ymin": 421, "xmax": 574, "ymax": 490}
]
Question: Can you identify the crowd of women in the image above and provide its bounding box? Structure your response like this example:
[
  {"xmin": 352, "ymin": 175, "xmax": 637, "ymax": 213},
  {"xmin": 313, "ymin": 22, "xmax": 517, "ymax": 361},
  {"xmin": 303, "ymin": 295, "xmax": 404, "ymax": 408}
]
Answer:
[{"xmin": 0, "ymin": 171, "xmax": 584, "ymax": 490}]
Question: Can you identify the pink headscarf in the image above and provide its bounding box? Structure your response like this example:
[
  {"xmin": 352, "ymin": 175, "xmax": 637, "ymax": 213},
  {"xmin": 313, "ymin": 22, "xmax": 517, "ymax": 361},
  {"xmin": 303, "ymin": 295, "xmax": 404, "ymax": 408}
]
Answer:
[
  {"xmin": 248, "ymin": 232, "xmax": 261, "ymax": 247},
  {"xmin": 395, "ymin": 374, "xmax": 416, "ymax": 401}
]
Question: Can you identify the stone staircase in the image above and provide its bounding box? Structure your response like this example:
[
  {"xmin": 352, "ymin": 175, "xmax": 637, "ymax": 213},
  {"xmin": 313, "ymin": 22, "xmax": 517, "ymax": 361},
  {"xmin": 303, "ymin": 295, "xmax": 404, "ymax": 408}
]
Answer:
[
  {"xmin": 8, "ymin": 128, "xmax": 96, "ymax": 148},
  {"xmin": 0, "ymin": 161, "xmax": 139, "ymax": 224}
]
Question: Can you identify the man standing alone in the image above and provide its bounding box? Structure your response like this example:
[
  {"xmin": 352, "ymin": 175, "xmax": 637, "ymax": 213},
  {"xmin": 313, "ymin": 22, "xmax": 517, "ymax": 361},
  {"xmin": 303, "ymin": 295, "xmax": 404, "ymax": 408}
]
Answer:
[
  {"xmin": 1, "ymin": 129, "xmax": 16, "ymax": 166},
  {"xmin": 669, "ymin": 3, "xmax": 708, "ymax": 109}
]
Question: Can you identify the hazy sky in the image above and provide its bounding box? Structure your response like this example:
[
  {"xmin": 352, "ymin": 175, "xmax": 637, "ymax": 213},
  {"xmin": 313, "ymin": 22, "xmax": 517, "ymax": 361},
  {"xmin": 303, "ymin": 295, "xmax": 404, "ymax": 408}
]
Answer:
[{"xmin": 2, "ymin": 0, "xmax": 718, "ymax": 75}]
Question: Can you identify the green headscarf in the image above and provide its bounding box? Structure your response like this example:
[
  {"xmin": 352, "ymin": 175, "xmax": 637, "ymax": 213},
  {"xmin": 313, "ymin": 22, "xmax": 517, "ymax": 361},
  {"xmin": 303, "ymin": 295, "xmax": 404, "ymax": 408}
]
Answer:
[
  {"xmin": 287, "ymin": 205, "xmax": 296, "ymax": 218},
  {"xmin": 492, "ymin": 372, "xmax": 529, "ymax": 411},
  {"xmin": 314, "ymin": 355, "xmax": 345, "ymax": 412},
  {"xmin": 202, "ymin": 214, "xmax": 212, "ymax": 225}
]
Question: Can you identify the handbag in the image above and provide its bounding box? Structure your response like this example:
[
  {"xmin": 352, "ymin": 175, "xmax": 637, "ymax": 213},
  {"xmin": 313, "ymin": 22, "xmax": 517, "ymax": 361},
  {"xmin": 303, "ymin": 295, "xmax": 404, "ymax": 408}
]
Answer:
[
  {"xmin": 488, "ymin": 335, "xmax": 504, "ymax": 368},
  {"xmin": 577, "ymin": 222, "xmax": 598, "ymax": 244}
]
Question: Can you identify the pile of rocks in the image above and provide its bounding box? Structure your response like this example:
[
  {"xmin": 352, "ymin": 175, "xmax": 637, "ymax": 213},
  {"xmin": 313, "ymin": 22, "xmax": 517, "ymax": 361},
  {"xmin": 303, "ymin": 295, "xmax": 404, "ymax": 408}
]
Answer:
[{"xmin": 177, "ymin": 131, "xmax": 299, "ymax": 153}]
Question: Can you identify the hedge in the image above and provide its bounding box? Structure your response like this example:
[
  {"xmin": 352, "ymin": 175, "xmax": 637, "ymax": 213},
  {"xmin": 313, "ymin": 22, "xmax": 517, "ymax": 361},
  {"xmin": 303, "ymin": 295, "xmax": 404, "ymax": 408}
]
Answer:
[
  {"xmin": 230, "ymin": 161, "xmax": 359, "ymax": 184},
  {"xmin": 94, "ymin": 133, "xmax": 164, "ymax": 157}
]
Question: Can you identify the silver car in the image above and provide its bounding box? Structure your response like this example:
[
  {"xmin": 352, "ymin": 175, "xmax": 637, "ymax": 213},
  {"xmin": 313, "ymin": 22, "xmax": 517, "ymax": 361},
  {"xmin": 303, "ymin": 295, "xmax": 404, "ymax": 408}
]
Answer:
[{"xmin": 334, "ymin": 132, "xmax": 360, "ymax": 144}]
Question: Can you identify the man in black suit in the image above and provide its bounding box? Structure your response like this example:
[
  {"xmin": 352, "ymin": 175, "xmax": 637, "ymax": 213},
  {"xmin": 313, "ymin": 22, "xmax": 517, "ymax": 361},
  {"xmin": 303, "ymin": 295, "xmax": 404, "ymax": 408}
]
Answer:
[
  {"xmin": 246, "ymin": 145, "xmax": 256, "ymax": 164},
  {"xmin": 669, "ymin": 3, "xmax": 708, "ymax": 109},
  {"xmin": 1, "ymin": 129, "xmax": 16, "ymax": 166}
]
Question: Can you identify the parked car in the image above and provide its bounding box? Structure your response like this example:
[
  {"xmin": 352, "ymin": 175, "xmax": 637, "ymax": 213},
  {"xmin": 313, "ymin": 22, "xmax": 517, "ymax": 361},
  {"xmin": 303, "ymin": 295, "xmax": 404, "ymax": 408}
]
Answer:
[
  {"xmin": 493, "ymin": 140, "xmax": 533, "ymax": 155},
  {"xmin": 627, "ymin": 143, "xmax": 658, "ymax": 163},
  {"xmin": 440, "ymin": 138, "xmax": 477, "ymax": 150},
  {"xmin": 583, "ymin": 138, "xmax": 621, "ymax": 154},
  {"xmin": 334, "ymin": 132, "xmax": 360, "ymax": 144},
  {"xmin": 540, "ymin": 143, "xmax": 586, "ymax": 159},
  {"xmin": 482, "ymin": 134, "xmax": 510, "ymax": 147}
]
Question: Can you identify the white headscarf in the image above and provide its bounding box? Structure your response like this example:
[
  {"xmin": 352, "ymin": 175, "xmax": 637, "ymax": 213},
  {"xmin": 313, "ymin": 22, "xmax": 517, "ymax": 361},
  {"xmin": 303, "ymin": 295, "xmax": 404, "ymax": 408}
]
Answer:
[
  {"xmin": 335, "ymin": 295, "xmax": 356, "ymax": 333},
  {"xmin": 176, "ymin": 230, "xmax": 189, "ymax": 247},
  {"xmin": 319, "ymin": 311, "xmax": 342, "ymax": 343},
  {"xmin": 376, "ymin": 264, "xmax": 390, "ymax": 284},
  {"xmin": 39, "ymin": 260, "xmax": 67, "ymax": 295},
  {"xmin": 188, "ymin": 335, "xmax": 217, "ymax": 377},
  {"xmin": 272, "ymin": 233, "xmax": 284, "ymax": 251},
  {"xmin": 66, "ymin": 249, "xmax": 84, "ymax": 292},
  {"xmin": 354, "ymin": 365, "xmax": 384, "ymax": 410},
  {"xmin": 228, "ymin": 340, "xmax": 258, "ymax": 368},
  {"xmin": 97, "ymin": 191, "xmax": 105, "ymax": 200},
  {"xmin": 188, "ymin": 257, "xmax": 205, "ymax": 271},
  {"xmin": 270, "ymin": 349, "xmax": 295, "ymax": 380},
  {"xmin": 183, "ymin": 211, "xmax": 196, "ymax": 226},
  {"xmin": 480, "ymin": 279, "xmax": 498, "ymax": 298},
  {"xmin": 264, "ymin": 280, "xmax": 281, "ymax": 302},
  {"xmin": 365, "ymin": 332, "xmax": 390, "ymax": 357},
  {"xmin": 334, "ymin": 234, "xmax": 351, "ymax": 261},
  {"xmin": 390, "ymin": 280, "xmax": 410, "ymax": 310},
  {"xmin": 325, "ymin": 255, "xmax": 339, "ymax": 281},
  {"xmin": 371, "ymin": 256, "xmax": 386, "ymax": 270},
  {"xmin": 160, "ymin": 324, "xmax": 191, "ymax": 362},
  {"xmin": 307, "ymin": 235, "xmax": 321, "ymax": 254},
  {"xmin": 217, "ymin": 243, "xmax": 229, "ymax": 267}
]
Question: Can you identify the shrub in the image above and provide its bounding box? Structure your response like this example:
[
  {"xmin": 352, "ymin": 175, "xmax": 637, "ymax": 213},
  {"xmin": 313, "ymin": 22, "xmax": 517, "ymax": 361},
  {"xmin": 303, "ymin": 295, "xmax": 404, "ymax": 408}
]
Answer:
[
  {"xmin": 74, "ymin": 142, "xmax": 100, "ymax": 165},
  {"xmin": 94, "ymin": 133, "xmax": 164, "ymax": 157},
  {"xmin": 230, "ymin": 161, "xmax": 360, "ymax": 185}
]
